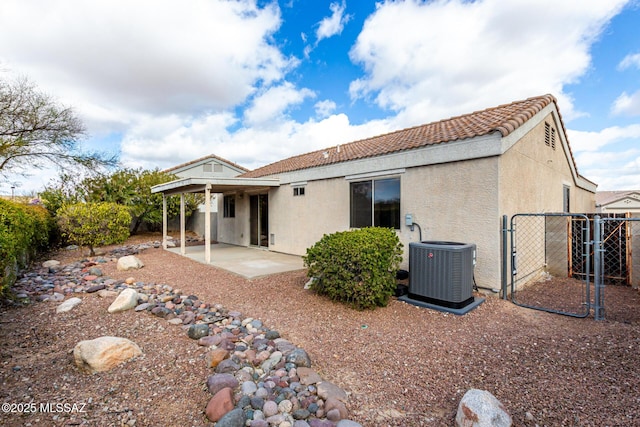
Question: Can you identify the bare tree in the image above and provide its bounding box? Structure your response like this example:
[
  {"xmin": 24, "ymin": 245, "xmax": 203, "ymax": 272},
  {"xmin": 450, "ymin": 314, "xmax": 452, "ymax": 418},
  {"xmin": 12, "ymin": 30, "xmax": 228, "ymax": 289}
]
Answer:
[{"xmin": 0, "ymin": 76, "xmax": 117, "ymax": 178}]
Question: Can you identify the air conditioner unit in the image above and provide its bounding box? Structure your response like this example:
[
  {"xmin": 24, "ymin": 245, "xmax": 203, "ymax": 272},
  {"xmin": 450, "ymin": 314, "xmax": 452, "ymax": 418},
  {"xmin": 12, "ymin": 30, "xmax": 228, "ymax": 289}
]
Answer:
[{"xmin": 408, "ymin": 241, "xmax": 476, "ymax": 309}]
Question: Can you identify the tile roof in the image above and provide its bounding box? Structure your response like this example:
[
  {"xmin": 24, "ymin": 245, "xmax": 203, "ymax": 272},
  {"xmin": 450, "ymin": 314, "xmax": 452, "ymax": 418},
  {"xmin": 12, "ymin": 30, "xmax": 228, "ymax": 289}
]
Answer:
[
  {"xmin": 241, "ymin": 94, "xmax": 559, "ymax": 178},
  {"xmin": 164, "ymin": 153, "xmax": 249, "ymax": 174},
  {"xmin": 596, "ymin": 190, "xmax": 640, "ymax": 206}
]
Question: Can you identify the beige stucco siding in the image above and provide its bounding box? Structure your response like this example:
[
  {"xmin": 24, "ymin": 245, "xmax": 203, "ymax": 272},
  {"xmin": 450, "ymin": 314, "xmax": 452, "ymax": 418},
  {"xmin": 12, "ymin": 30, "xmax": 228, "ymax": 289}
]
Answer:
[
  {"xmin": 262, "ymin": 157, "xmax": 503, "ymax": 289},
  {"xmin": 268, "ymin": 178, "xmax": 350, "ymax": 256},
  {"xmin": 498, "ymin": 114, "xmax": 595, "ymax": 215},
  {"xmin": 217, "ymin": 193, "xmax": 250, "ymax": 246},
  {"xmin": 400, "ymin": 157, "xmax": 501, "ymax": 289}
]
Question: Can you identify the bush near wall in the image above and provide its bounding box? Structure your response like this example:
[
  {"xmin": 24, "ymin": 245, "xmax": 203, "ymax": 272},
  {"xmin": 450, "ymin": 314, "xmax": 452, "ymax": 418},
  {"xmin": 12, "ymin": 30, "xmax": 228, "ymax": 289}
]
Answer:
[
  {"xmin": 303, "ymin": 227, "xmax": 403, "ymax": 310},
  {"xmin": 0, "ymin": 199, "xmax": 54, "ymax": 295}
]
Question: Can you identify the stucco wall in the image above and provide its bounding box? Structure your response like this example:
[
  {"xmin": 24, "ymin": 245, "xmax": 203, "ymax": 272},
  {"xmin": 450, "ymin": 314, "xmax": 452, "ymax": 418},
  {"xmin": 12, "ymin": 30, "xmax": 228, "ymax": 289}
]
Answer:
[
  {"xmin": 268, "ymin": 178, "xmax": 350, "ymax": 256},
  {"xmin": 217, "ymin": 193, "xmax": 250, "ymax": 246},
  {"xmin": 498, "ymin": 114, "xmax": 594, "ymax": 215},
  {"xmin": 399, "ymin": 158, "xmax": 501, "ymax": 289}
]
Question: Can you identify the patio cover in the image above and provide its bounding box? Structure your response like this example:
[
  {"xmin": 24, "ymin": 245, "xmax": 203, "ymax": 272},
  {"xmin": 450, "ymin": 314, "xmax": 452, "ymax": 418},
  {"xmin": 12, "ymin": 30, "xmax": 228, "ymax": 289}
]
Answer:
[{"xmin": 151, "ymin": 177, "xmax": 280, "ymax": 263}]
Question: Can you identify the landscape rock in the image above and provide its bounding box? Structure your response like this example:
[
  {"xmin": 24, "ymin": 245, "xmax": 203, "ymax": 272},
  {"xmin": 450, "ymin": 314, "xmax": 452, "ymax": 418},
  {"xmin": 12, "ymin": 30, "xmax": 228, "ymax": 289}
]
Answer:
[
  {"xmin": 207, "ymin": 373, "xmax": 239, "ymax": 395},
  {"xmin": 9, "ymin": 242, "xmax": 353, "ymax": 427},
  {"xmin": 42, "ymin": 260, "xmax": 61, "ymax": 268},
  {"xmin": 286, "ymin": 348, "xmax": 312, "ymax": 367},
  {"xmin": 206, "ymin": 348, "xmax": 230, "ymax": 369},
  {"xmin": 73, "ymin": 336, "xmax": 142, "ymax": 373},
  {"xmin": 455, "ymin": 389, "xmax": 512, "ymax": 427},
  {"xmin": 215, "ymin": 408, "xmax": 246, "ymax": 427},
  {"xmin": 187, "ymin": 324, "xmax": 210, "ymax": 339},
  {"xmin": 107, "ymin": 288, "xmax": 139, "ymax": 313},
  {"xmin": 56, "ymin": 297, "xmax": 82, "ymax": 313},
  {"xmin": 116, "ymin": 255, "xmax": 144, "ymax": 271},
  {"xmin": 336, "ymin": 421, "xmax": 362, "ymax": 427},
  {"xmin": 297, "ymin": 367, "xmax": 322, "ymax": 385},
  {"xmin": 86, "ymin": 284, "xmax": 106, "ymax": 293},
  {"xmin": 97, "ymin": 289, "xmax": 118, "ymax": 298},
  {"xmin": 198, "ymin": 334, "xmax": 223, "ymax": 347},
  {"xmin": 205, "ymin": 387, "xmax": 235, "ymax": 422},
  {"xmin": 325, "ymin": 397, "xmax": 348, "ymax": 420},
  {"xmin": 317, "ymin": 381, "xmax": 348, "ymax": 403}
]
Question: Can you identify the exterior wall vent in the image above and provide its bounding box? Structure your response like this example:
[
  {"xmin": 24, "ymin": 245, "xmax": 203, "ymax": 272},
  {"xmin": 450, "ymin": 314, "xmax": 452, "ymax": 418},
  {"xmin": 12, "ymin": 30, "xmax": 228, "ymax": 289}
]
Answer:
[{"xmin": 408, "ymin": 241, "xmax": 476, "ymax": 309}]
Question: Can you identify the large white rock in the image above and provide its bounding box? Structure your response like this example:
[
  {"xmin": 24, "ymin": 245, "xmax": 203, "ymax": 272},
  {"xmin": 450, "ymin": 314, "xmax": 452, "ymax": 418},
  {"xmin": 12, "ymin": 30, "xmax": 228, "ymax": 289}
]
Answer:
[
  {"xmin": 73, "ymin": 336, "xmax": 142, "ymax": 373},
  {"xmin": 56, "ymin": 297, "xmax": 82, "ymax": 313},
  {"xmin": 42, "ymin": 260, "xmax": 61, "ymax": 268},
  {"xmin": 116, "ymin": 255, "xmax": 144, "ymax": 271},
  {"xmin": 456, "ymin": 389, "xmax": 512, "ymax": 427},
  {"xmin": 107, "ymin": 288, "xmax": 139, "ymax": 313}
]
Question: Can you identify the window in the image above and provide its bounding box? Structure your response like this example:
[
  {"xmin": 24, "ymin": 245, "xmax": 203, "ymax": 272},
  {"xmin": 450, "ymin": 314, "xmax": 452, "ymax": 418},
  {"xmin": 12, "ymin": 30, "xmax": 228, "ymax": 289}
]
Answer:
[
  {"xmin": 203, "ymin": 163, "xmax": 213, "ymax": 173},
  {"xmin": 223, "ymin": 195, "xmax": 235, "ymax": 218},
  {"xmin": 213, "ymin": 163, "xmax": 223, "ymax": 173},
  {"xmin": 350, "ymin": 177, "xmax": 400, "ymax": 229},
  {"xmin": 545, "ymin": 122, "xmax": 556, "ymax": 150},
  {"xmin": 563, "ymin": 185, "xmax": 570, "ymax": 213},
  {"xmin": 293, "ymin": 187, "xmax": 305, "ymax": 196}
]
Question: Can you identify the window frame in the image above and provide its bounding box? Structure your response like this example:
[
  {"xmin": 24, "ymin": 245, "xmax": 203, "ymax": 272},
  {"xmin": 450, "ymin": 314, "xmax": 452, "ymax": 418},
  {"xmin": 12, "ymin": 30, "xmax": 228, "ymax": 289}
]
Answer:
[
  {"xmin": 223, "ymin": 195, "xmax": 236, "ymax": 218},
  {"xmin": 350, "ymin": 176, "xmax": 400, "ymax": 229}
]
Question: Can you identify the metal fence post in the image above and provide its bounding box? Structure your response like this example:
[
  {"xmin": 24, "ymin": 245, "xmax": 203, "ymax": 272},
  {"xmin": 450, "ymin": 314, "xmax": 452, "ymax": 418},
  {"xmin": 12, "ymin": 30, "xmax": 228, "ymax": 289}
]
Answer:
[
  {"xmin": 594, "ymin": 215, "xmax": 604, "ymax": 321},
  {"xmin": 502, "ymin": 215, "xmax": 508, "ymax": 300}
]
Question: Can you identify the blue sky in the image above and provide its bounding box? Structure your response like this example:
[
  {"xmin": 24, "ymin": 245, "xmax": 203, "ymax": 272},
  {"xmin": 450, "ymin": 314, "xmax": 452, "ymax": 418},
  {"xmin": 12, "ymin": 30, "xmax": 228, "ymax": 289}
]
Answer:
[{"xmin": 1, "ymin": 0, "xmax": 639, "ymax": 194}]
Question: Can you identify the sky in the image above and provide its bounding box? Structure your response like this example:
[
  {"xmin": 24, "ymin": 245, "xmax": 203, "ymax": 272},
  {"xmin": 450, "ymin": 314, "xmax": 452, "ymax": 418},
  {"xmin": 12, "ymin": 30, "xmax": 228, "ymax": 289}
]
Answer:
[{"xmin": 1, "ymin": 0, "xmax": 639, "ymax": 195}]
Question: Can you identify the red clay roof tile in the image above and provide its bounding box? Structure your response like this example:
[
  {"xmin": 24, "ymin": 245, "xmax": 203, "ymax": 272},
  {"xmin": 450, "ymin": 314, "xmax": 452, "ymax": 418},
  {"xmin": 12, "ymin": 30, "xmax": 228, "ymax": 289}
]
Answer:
[{"xmin": 241, "ymin": 94, "xmax": 560, "ymax": 178}]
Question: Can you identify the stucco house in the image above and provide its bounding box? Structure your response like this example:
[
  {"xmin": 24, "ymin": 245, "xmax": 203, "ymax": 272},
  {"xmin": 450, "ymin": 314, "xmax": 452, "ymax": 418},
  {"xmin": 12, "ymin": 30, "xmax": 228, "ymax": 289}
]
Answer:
[
  {"xmin": 152, "ymin": 94, "xmax": 597, "ymax": 290},
  {"xmin": 596, "ymin": 190, "xmax": 640, "ymax": 217},
  {"xmin": 163, "ymin": 154, "xmax": 249, "ymax": 239}
]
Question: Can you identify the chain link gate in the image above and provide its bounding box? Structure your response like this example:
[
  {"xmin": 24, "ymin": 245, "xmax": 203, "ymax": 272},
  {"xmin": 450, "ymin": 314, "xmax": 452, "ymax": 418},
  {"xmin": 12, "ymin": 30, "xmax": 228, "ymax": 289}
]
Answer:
[
  {"xmin": 593, "ymin": 215, "xmax": 640, "ymax": 320},
  {"xmin": 507, "ymin": 213, "xmax": 591, "ymax": 318}
]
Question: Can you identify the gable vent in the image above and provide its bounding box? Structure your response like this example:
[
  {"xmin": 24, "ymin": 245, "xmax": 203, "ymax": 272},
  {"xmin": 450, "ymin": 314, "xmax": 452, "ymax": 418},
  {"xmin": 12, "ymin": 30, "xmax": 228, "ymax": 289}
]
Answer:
[{"xmin": 545, "ymin": 122, "xmax": 556, "ymax": 150}]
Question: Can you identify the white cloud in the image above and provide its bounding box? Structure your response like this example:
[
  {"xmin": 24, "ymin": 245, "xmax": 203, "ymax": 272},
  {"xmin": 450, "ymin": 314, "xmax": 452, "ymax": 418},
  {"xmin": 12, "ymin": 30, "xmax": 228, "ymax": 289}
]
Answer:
[
  {"xmin": 0, "ymin": 0, "xmax": 291, "ymax": 117},
  {"xmin": 618, "ymin": 53, "xmax": 640, "ymax": 70},
  {"xmin": 243, "ymin": 82, "xmax": 315, "ymax": 126},
  {"xmin": 349, "ymin": 0, "xmax": 627, "ymax": 127},
  {"xmin": 569, "ymin": 125, "xmax": 640, "ymax": 189},
  {"xmin": 576, "ymin": 149, "xmax": 640, "ymax": 190},
  {"xmin": 612, "ymin": 90, "xmax": 640, "ymax": 116},
  {"xmin": 314, "ymin": 100, "xmax": 337, "ymax": 118},
  {"xmin": 568, "ymin": 124, "xmax": 640, "ymax": 152},
  {"xmin": 316, "ymin": 1, "xmax": 350, "ymax": 43}
]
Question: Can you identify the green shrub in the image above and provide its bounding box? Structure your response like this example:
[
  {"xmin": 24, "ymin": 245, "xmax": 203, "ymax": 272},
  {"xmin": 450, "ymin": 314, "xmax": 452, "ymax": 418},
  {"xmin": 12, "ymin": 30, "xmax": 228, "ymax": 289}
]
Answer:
[
  {"xmin": 0, "ymin": 200, "xmax": 54, "ymax": 294},
  {"xmin": 57, "ymin": 202, "xmax": 131, "ymax": 256},
  {"xmin": 303, "ymin": 227, "xmax": 403, "ymax": 310}
]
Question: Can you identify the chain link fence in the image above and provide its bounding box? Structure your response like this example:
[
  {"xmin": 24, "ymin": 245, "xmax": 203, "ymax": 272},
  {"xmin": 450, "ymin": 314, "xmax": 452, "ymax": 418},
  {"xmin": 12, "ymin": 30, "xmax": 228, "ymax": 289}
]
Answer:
[
  {"xmin": 508, "ymin": 213, "xmax": 591, "ymax": 317},
  {"xmin": 593, "ymin": 216, "xmax": 640, "ymax": 320},
  {"xmin": 505, "ymin": 213, "xmax": 640, "ymax": 320}
]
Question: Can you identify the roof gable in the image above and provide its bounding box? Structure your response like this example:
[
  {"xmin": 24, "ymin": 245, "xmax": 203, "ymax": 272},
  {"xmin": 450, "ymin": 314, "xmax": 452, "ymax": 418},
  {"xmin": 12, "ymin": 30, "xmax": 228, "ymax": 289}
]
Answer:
[
  {"xmin": 242, "ymin": 94, "xmax": 558, "ymax": 178},
  {"xmin": 165, "ymin": 154, "xmax": 248, "ymax": 176},
  {"xmin": 596, "ymin": 191, "xmax": 640, "ymax": 207}
]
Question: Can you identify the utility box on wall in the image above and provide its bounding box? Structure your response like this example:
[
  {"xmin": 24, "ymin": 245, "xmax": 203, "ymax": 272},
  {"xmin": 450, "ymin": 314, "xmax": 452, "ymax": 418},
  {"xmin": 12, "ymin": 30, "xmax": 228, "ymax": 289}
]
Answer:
[{"xmin": 408, "ymin": 241, "xmax": 476, "ymax": 309}]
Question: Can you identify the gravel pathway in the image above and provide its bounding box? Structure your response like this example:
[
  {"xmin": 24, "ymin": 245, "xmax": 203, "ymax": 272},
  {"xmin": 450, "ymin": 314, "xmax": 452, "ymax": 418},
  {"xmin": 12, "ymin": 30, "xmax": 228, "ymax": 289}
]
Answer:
[{"xmin": 2, "ymin": 240, "xmax": 640, "ymax": 426}]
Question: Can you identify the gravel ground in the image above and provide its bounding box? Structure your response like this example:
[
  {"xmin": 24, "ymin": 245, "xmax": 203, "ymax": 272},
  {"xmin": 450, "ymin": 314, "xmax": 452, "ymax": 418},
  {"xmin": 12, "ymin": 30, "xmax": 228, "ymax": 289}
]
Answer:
[{"xmin": 2, "ymin": 236, "xmax": 640, "ymax": 426}]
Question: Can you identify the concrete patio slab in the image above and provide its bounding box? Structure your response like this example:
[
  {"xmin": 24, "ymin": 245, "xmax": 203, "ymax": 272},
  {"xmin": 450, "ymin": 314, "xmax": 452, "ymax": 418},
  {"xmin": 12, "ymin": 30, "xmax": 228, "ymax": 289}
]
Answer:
[{"xmin": 166, "ymin": 243, "xmax": 305, "ymax": 279}]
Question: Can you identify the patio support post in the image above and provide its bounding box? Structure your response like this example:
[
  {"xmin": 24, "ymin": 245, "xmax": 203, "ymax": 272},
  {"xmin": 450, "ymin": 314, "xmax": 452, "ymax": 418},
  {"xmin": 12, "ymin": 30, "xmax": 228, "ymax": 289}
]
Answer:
[
  {"xmin": 162, "ymin": 194, "xmax": 167, "ymax": 250},
  {"xmin": 180, "ymin": 192, "xmax": 186, "ymax": 255},
  {"xmin": 205, "ymin": 184, "xmax": 211, "ymax": 264}
]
